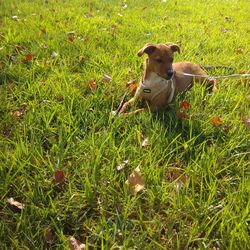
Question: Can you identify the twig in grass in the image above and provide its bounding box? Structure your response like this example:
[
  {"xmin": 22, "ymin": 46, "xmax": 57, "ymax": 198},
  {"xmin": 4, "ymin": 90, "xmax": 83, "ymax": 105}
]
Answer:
[{"xmin": 112, "ymin": 91, "xmax": 128, "ymax": 117}]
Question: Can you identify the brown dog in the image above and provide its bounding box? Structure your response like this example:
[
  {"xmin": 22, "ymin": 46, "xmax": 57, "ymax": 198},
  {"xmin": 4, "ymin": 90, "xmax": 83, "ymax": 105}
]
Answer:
[{"xmin": 119, "ymin": 43, "xmax": 217, "ymax": 115}]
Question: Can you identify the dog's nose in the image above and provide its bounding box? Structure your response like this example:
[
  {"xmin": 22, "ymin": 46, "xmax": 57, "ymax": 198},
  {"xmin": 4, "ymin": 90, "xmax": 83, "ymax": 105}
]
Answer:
[{"xmin": 166, "ymin": 70, "xmax": 174, "ymax": 79}]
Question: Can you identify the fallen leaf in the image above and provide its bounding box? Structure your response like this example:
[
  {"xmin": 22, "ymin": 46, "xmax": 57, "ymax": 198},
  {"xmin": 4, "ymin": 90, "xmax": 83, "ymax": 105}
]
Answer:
[
  {"xmin": 176, "ymin": 110, "xmax": 191, "ymax": 120},
  {"xmin": 211, "ymin": 116, "xmax": 223, "ymax": 126},
  {"xmin": 88, "ymin": 79, "xmax": 96, "ymax": 91},
  {"xmin": 7, "ymin": 197, "xmax": 25, "ymax": 212},
  {"xmin": 44, "ymin": 228, "xmax": 56, "ymax": 244},
  {"xmin": 165, "ymin": 167, "xmax": 187, "ymax": 192},
  {"xmin": 208, "ymin": 78, "xmax": 218, "ymax": 92},
  {"xmin": 117, "ymin": 160, "xmax": 129, "ymax": 171},
  {"xmin": 12, "ymin": 104, "xmax": 26, "ymax": 119},
  {"xmin": 69, "ymin": 236, "xmax": 86, "ymax": 250},
  {"xmin": 102, "ymin": 74, "xmax": 112, "ymax": 83},
  {"xmin": 125, "ymin": 166, "xmax": 145, "ymax": 194},
  {"xmin": 242, "ymin": 117, "xmax": 250, "ymax": 128},
  {"xmin": 40, "ymin": 27, "xmax": 47, "ymax": 35},
  {"xmin": 180, "ymin": 100, "xmax": 191, "ymax": 110},
  {"xmin": 235, "ymin": 47, "xmax": 244, "ymax": 54},
  {"xmin": 126, "ymin": 80, "xmax": 138, "ymax": 95},
  {"xmin": 68, "ymin": 31, "xmax": 75, "ymax": 43},
  {"xmin": 165, "ymin": 167, "xmax": 187, "ymax": 185},
  {"xmin": 54, "ymin": 170, "xmax": 65, "ymax": 185},
  {"xmin": 12, "ymin": 110, "xmax": 24, "ymax": 118},
  {"xmin": 22, "ymin": 53, "xmax": 33, "ymax": 62}
]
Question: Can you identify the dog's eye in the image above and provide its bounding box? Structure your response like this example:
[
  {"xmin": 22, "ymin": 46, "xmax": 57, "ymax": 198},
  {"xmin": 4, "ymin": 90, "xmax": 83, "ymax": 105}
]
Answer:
[{"xmin": 155, "ymin": 58, "xmax": 163, "ymax": 64}]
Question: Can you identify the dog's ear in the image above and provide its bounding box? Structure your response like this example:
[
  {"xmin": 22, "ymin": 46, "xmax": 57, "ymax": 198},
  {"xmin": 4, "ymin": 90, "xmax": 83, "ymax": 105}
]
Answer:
[
  {"xmin": 137, "ymin": 43, "xmax": 156, "ymax": 57},
  {"xmin": 169, "ymin": 44, "xmax": 180, "ymax": 54}
]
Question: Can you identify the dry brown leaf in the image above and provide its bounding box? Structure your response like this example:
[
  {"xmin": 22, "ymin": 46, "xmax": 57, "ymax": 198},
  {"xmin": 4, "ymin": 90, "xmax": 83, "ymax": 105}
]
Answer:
[
  {"xmin": 242, "ymin": 117, "xmax": 250, "ymax": 128},
  {"xmin": 12, "ymin": 104, "xmax": 26, "ymax": 119},
  {"xmin": 126, "ymin": 80, "xmax": 138, "ymax": 95},
  {"xmin": 176, "ymin": 110, "xmax": 191, "ymax": 120},
  {"xmin": 166, "ymin": 167, "xmax": 187, "ymax": 184},
  {"xmin": 211, "ymin": 116, "xmax": 223, "ymax": 126},
  {"xmin": 54, "ymin": 170, "xmax": 65, "ymax": 185},
  {"xmin": 88, "ymin": 79, "xmax": 96, "ymax": 91},
  {"xmin": 7, "ymin": 197, "xmax": 25, "ymax": 211},
  {"xmin": 44, "ymin": 228, "xmax": 56, "ymax": 244},
  {"xmin": 69, "ymin": 236, "xmax": 86, "ymax": 250},
  {"xmin": 180, "ymin": 100, "xmax": 191, "ymax": 110},
  {"xmin": 67, "ymin": 31, "xmax": 75, "ymax": 43},
  {"xmin": 125, "ymin": 166, "xmax": 145, "ymax": 194},
  {"xmin": 22, "ymin": 53, "xmax": 33, "ymax": 62},
  {"xmin": 165, "ymin": 167, "xmax": 187, "ymax": 192},
  {"xmin": 235, "ymin": 47, "xmax": 244, "ymax": 54},
  {"xmin": 40, "ymin": 27, "xmax": 47, "ymax": 35},
  {"xmin": 102, "ymin": 74, "xmax": 112, "ymax": 83},
  {"xmin": 12, "ymin": 110, "xmax": 24, "ymax": 118}
]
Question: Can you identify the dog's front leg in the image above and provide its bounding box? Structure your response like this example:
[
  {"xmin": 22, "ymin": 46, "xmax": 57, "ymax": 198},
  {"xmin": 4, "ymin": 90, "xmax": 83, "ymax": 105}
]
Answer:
[{"xmin": 119, "ymin": 97, "xmax": 137, "ymax": 114}]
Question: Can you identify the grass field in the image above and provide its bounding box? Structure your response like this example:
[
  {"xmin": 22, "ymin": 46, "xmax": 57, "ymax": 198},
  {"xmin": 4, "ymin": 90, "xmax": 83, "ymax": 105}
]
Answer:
[{"xmin": 0, "ymin": 0, "xmax": 250, "ymax": 249}]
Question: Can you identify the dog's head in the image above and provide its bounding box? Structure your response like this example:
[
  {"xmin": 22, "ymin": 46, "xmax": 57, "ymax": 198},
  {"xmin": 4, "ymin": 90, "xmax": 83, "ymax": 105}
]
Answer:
[{"xmin": 138, "ymin": 43, "xmax": 180, "ymax": 80}]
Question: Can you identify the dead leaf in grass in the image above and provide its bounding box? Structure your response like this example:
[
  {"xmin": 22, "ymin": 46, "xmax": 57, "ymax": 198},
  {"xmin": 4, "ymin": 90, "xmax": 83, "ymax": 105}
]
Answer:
[
  {"xmin": 12, "ymin": 104, "xmax": 26, "ymax": 119},
  {"xmin": 7, "ymin": 197, "xmax": 25, "ymax": 212},
  {"xmin": 176, "ymin": 110, "xmax": 191, "ymax": 120},
  {"xmin": 126, "ymin": 80, "xmax": 138, "ymax": 95},
  {"xmin": 69, "ymin": 236, "xmax": 86, "ymax": 250},
  {"xmin": 242, "ymin": 117, "xmax": 250, "ymax": 128},
  {"xmin": 54, "ymin": 170, "xmax": 65, "ymax": 185},
  {"xmin": 68, "ymin": 32, "xmax": 75, "ymax": 43},
  {"xmin": 125, "ymin": 166, "xmax": 145, "ymax": 194},
  {"xmin": 235, "ymin": 47, "xmax": 244, "ymax": 54},
  {"xmin": 117, "ymin": 159, "xmax": 129, "ymax": 171},
  {"xmin": 165, "ymin": 167, "xmax": 187, "ymax": 185},
  {"xmin": 102, "ymin": 74, "xmax": 112, "ymax": 83},
  {"xmin": 12, "ymin": 110, "xmax": 25, "ymax": 118},
  {"xmin": 165, "ymin": 167, "xmax": 187, "ymax": 192},
  {"xmin": 88, "ymin": 79, "xmax": 96, "ymax": 91},
  {"xmin": 40, "ymin": 27, "xmax": 47, "ymax": 35},
  {"xmin": 22, "ymin": 53, "xmax": 33, "ymax": 62},
  {"xmin": 211, "ymin": 116, "xmax": 223, "ymax": 126},
  {"xmin": 44, "ymin": 228, "xmax": 56, "ymax": 244},
  {"xmin": 180, "ymin": 100, "xmax": 191, "ymax": 110}
]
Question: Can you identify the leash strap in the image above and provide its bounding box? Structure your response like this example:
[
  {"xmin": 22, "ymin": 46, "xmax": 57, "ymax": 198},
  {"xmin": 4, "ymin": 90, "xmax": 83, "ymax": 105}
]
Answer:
[{"xmin": 175, "ymin": 71, "xmax": 250, "ymax": 80}]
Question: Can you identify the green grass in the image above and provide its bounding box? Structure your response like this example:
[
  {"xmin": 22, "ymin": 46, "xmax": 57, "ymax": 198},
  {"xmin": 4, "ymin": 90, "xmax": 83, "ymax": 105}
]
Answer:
[{"xmin": 0, "ymin": 0, "xmax": 250, "ymax": 249}]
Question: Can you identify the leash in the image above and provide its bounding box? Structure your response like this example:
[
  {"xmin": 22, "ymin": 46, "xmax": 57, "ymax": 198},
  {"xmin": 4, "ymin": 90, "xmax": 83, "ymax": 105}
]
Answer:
[{"xmin": 175, "ymin": 71, "xmax": 250, "ymax": 80}]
